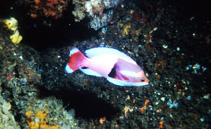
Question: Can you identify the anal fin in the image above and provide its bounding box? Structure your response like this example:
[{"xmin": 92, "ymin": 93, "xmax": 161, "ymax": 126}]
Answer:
[{"xmin": 80, "ymin": 68, "xmax": 102, "ymax": 77}]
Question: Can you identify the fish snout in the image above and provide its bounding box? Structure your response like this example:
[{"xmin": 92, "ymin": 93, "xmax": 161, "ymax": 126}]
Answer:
[{"xmin": 140, "ymin": 76, "xmax": 149, "ymax": 83}]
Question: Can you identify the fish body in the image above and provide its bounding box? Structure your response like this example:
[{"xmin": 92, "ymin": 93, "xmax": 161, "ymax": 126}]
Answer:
[{"xmin": 65, "ymin": 47, "xmax": 149, "ymax": 86}]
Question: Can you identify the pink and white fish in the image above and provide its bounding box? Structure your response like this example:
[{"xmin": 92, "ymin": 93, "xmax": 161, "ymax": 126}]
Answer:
[{"xmin": 65, "ymin": 47, "xmax": 149, "ymax": 86}]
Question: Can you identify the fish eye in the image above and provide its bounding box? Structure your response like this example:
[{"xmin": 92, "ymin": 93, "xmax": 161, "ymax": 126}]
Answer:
[{"xmin": 141, "ymin": 77, "xmax": 145, "ymax": 82}]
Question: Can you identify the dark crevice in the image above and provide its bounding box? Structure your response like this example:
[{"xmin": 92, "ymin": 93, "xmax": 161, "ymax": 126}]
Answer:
[
  {"xmin": 0, "ymin": 1, "xmax": 99, "ymax": 51},
  {"xmin": 37, "ymin": 85, "xmax": 120, "ymax": 120}
]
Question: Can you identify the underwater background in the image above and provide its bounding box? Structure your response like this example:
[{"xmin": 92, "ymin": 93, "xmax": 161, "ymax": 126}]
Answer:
[{"xmin": 0, "ymin": 0, "xmax": 210, "ymax": 128}]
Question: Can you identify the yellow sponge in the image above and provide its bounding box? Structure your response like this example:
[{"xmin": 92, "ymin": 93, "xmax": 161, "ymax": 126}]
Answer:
[
  {"xmin": 2, "ymin": 17, "xmax": 23, "ymax": 44},
  {"xmin": 10, "ymin": 30, "xmax": 23, "ymax": 44},
  {"xmin": 4, "ymin": 17, "xmax": 18, "ymax": 32}
]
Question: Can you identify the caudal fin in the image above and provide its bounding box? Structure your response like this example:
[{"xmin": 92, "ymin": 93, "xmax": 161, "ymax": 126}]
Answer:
[{"xmin": 65, "ymin": 48, "xmax": 87, "ymax": 73}]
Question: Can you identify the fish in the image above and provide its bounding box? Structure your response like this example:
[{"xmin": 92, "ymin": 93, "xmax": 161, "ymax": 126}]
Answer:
[{"xmin": 65, "ymin": 47, "xmax": 149, "ymax": 86}]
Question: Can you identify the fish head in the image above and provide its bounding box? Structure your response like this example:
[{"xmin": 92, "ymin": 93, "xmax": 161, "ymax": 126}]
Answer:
[
  {"xmin": 119, "ymin": 70, "xmax": 149, "ymax": 84},
  {"xmin": 136, "ymin": 71, "xmax": 149, "ymax": 84},
  {"xmin": 108, "ymin": 58, "xmax": 149, "ymax": 86}
]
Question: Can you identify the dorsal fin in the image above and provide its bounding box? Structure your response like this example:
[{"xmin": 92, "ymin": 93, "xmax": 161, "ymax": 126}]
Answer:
[{"xmin": 85, "ymin": 47, "xmax": 137, "ymax": 64}]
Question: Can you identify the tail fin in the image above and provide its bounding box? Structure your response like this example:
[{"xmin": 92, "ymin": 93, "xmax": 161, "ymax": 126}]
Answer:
[{"xmin": 65, "ymin": 48, "xmax": 87, "ymax": 73}]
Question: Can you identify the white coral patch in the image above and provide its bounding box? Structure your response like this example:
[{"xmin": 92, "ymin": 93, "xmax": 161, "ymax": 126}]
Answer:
[
  {"xmin": 90, "ymin": 0, "xmax": 101, "ymax": 7},
  {"xmin": 85, "ymin": 1, "xmax": 92, "ymax": 13}
]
